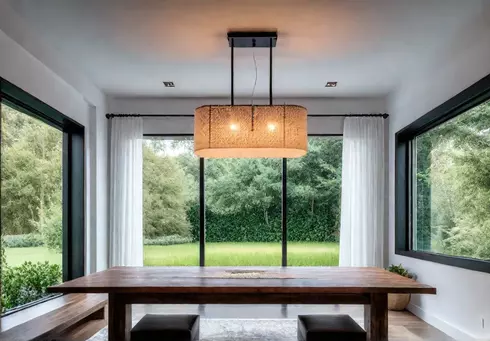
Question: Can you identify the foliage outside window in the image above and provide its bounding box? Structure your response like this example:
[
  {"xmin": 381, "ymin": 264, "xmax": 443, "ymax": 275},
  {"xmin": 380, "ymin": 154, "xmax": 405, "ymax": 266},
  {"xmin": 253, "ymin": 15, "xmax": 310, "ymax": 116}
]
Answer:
[
  {"xmin": 287, "ymin": 137, "xmax": 342, "ymax": 265},
  {"xmin": 205, "ymin": 157, "xmax": 282, "ymax": 265},
  {"xmin": 412, "ymin": 100, "xmax": 490, "ymax": 260},
  {"xmin": 142, "ymin": 136, "xmax": 342, "ymax": 266},
  {"xmin": 143, "ymin": 138, "xmax": 199, "ymax": 266},
  {"xmin": 1, "ymin": 103, "xmax": 62, "ymax": 312}
]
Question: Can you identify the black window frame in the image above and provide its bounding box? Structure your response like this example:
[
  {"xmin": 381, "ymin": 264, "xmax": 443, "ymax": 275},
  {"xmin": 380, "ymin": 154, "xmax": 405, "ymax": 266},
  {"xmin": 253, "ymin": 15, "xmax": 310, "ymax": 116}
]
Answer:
[
  {"xmin": 0, "ymin": 78, "xmax": 85, "ymax": 287},
  {"xmin": 143, "ymin": 133, "xmax": 342, "ymax": 267},
  {"xmin": 395, "ymin": 73, "xmax": 490, "ymax": 274}
]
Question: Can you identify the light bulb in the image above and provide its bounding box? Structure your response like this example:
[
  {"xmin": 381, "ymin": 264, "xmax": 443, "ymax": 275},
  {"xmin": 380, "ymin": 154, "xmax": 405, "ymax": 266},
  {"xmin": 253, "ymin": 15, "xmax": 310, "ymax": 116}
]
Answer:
[
  {"xmin": 267, "ymin": 123, "xmax": 276, "ymax": 132},
  {"xmin": 230, "ymin": 123, "xmax": 239, "ymax": 131}
]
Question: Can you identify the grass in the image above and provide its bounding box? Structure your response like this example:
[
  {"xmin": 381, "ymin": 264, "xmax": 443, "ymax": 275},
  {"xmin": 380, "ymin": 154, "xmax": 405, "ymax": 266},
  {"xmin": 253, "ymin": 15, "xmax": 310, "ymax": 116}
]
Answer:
[
  {"xmin": 4, "ymin": 242, "xmax": 339, "ymax": 267},
  {"xmin": 4, "ymin": 247, "xmax": 62, "ymax": 267},
  {"xmin": 143, "ymin": 242, "xmax": 339, "ymax": 266}
]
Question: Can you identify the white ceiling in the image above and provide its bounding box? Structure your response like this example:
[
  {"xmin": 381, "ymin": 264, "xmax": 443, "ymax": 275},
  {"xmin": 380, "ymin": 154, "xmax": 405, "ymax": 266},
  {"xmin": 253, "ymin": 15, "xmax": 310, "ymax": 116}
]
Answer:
[{"xmin": 5, "ymin": 0, "xmax": 486, "ymax": 97}]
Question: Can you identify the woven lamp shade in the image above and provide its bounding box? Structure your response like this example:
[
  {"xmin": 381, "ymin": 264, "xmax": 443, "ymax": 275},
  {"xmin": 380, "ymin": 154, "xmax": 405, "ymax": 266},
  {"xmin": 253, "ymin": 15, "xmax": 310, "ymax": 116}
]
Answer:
[{"xmin": 194, "ymin": 105, "xmax": 307, "ymax": 158}]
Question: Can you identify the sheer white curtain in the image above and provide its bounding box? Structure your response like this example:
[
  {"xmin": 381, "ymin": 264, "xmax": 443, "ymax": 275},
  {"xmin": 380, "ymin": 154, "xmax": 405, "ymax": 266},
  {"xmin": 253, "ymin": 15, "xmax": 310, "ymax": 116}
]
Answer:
[
  {"xmin": 339, "ymin": 117, "xmax": 385, "ymax": 267},
  {"xmin": 109, "ymin": 117, "xmax": 144, "ymax": 266}
]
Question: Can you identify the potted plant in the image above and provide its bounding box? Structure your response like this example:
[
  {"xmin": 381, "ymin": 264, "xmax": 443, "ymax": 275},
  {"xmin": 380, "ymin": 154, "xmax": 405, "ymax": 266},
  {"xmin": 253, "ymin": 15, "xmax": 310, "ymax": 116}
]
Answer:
[{"xmin": 387, "ymin": 264, "xmax": 416, "ymax": 311}]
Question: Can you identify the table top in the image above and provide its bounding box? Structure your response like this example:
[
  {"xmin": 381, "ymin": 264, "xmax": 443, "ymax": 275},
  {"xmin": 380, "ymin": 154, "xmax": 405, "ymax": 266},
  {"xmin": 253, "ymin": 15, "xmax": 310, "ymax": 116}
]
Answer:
[{"xmin": 48, "ymin": 267, "xmax": 436, "ymax": 295}]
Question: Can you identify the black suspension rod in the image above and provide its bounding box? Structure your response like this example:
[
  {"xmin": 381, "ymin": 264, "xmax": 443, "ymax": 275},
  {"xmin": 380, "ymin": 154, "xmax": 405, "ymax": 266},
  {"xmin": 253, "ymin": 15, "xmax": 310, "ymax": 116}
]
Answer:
[
  {"xmin": 269, "ymin": 38, "xmax": 273, "ymax": 106},
  {"xmin": 231, "ymin": 38, "xmax": 234, "ymax": 106},
  {"xmin": 282, "ymin": 158, "xmax": 287, "ymax": 266}
]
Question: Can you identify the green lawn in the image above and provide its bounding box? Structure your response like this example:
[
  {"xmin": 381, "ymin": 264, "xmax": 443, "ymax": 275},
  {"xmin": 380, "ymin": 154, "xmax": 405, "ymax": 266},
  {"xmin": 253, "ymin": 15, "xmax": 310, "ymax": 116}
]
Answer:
[
  {"xmin": 4, "ymin": 242, "xmax": 339, "ymax": 267},
  {"xmin": 144, "ymin": 242, "xmax": 339, "ymax": 266},
  {"xmin": 4, "ymin": 247, "xmax": 62, "ymax": 267}
]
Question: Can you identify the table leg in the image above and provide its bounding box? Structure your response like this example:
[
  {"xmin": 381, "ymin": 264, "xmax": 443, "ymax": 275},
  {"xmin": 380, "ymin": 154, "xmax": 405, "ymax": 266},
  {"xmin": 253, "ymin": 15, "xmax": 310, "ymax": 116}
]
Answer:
[
  {"xmin": 108, "ymin": 293, "xmax": 132, "ymax": 341},
  {"xmin": 364, "ymin": 293, "xmax": 388, "ymax": 341}
]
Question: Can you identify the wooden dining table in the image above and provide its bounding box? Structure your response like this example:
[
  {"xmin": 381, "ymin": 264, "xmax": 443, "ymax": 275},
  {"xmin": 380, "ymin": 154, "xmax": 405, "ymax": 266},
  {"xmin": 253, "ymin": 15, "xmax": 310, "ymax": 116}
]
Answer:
[{"xmin": 48, "ymin": 266, "xmax": 436, "ymax": 341}]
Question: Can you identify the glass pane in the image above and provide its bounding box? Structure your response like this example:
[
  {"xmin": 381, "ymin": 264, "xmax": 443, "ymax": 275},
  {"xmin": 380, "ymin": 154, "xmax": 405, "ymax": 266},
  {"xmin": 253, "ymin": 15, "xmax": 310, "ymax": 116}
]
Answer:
[
  {"xmin": 413, "ymin": 100, "xmax": 490, "ymax": 260},
  {"xmin": 142, "ymin": 137, "xmax": 199, "ymax": 266},
  {"xmin": 287, "ymin": 137, "xmax": 342, "ymax": 266},
  {"xmin": 205, "ymin": 158, "xmax": 282, "ymax": 265},
  {"xmin": 1, "ymin": 102, "xmax": 63, "ymax": 312}
]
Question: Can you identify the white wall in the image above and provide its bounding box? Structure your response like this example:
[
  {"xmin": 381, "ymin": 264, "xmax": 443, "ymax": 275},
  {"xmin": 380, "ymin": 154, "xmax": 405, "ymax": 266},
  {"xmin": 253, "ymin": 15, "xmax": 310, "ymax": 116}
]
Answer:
[
  {"xmin": 0, "ymin": 14, "xmax": 109, "ymax": 273},
  {"xmin": 108, "ymin": 96, "xmax": 387, "ymax": 135},
  {"xmin": 388, "ymin": 8, "xmax": 490, "ymax": 341},
  {"xmin": 108, "ymin": 96, "xmax": 387, "ymax": 115}
]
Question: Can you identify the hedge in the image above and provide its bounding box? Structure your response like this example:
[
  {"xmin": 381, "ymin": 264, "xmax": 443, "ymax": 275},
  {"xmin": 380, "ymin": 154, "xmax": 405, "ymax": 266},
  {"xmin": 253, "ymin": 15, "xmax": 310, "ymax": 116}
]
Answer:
[
  {"xmin": 3, "ymin": 234, "xmax": 44, "ymax": 248},
  {"xmin": 188, "ymin": 205, "xmax": 340, "ymax": 243},
  {"xmin": 144, "ymin": 235, "xmax": 192, "ymax": 246}
]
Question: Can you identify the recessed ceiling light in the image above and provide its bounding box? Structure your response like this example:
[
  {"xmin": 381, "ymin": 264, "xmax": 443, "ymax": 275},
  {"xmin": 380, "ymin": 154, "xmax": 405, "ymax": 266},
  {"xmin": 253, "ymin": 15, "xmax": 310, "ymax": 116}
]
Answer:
[
  {"xmin": 163, "ymin": 81, "xmax": 175, "ymax": 88},
  {"xmin": 325, "ymin": 82, "xmax": 338, "ymax": 88}
]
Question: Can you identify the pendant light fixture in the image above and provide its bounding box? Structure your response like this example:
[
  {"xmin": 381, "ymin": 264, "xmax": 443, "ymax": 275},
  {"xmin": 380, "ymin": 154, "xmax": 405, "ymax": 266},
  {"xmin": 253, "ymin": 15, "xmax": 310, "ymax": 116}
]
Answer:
[{"xmin": 194, "ymin": 31, "xmax": 308, "ymax": 158}]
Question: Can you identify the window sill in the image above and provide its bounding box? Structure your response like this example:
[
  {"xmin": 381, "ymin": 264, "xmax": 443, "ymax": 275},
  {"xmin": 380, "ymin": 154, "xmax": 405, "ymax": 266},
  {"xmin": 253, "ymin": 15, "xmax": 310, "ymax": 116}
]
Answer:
[
  {"xmin": 395, "ymin": 249, "xmax": 490, "ymax": 274},
  {"xmin": 1, "ymin": 293, "xmax": 63, "ymax": 318}
]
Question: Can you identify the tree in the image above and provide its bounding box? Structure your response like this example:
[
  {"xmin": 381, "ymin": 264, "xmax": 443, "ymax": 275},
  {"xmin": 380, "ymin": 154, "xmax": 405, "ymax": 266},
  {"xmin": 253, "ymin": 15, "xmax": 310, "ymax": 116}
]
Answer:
[
  {"xmin": 287, "ymin": 137, "xmax": 343, "ymax": 241},
  {"xmin": 143, "ymin": 143, "xmax": 192, "ymax": 238},
  {"xmin": 1, "ymin": 104, "xmax": 64, "ymax": 312},
  {"xmin": 1, "ymin": 105, "xmax": 62, "ymax": 240},
  {"xmin": 205, "ymin": 158, "xmax": 281, "ymax": 226},
  {"xmin": 417, "ymin": 101, "xmax": 490, "ymax": 259},
  {"xmin": 288, "ymin": 138, "xmax": 342, "ymax": 214}
]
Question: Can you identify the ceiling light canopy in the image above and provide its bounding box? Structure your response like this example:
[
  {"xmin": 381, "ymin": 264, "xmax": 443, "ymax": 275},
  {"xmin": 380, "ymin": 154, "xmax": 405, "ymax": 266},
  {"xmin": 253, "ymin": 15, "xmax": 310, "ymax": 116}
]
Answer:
[{"xmin": 194, "ymin": 31, "xmax": 308, "ymax": 158}]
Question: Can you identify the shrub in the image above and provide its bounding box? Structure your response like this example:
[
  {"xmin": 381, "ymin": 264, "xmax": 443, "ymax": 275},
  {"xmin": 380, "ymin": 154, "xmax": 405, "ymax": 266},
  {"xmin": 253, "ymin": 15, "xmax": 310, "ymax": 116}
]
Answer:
[
  {"xmin": 2, "ymin": 234, "xmax": 44, "ymax": 248},
  {"xmin": 144, "ymin": 235, "xmax": 193, "ymax": 246},
  {"xmin": 1, "ymin": 239, "xmax": 5, "ymax": 267},
  {"xmin": 387, "ymin": 264, "xmax": 415, "ymax": 279},
  {"xmin": 1, "ymin": 261, "xmax": 62, "ymax": 312}
]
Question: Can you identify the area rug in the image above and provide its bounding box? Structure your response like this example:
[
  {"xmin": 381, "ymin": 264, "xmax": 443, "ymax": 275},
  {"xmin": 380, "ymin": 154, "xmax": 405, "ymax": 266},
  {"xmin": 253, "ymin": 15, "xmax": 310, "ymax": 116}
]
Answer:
[
  {"xmin": 88, "ymin": 318, "xmax": 424, "ymax": 341},
  {"xmin": 88, "ymin": 319, "xmax": 298, "ymax": 341}
]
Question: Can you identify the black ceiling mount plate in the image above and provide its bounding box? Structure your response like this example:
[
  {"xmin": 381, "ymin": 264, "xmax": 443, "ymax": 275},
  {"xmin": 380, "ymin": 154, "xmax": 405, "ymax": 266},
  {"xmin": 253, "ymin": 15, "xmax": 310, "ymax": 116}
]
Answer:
[{"xmin": 227, "ymin": 31, "xmax": 277, "ymax": 48}]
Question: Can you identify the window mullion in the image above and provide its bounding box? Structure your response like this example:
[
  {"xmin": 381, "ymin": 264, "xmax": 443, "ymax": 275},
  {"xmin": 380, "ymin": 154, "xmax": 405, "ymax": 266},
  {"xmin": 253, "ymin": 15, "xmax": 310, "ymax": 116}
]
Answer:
[{"xmin": 282, "ymin": 158, "xmax": 287, "ymax": 267}]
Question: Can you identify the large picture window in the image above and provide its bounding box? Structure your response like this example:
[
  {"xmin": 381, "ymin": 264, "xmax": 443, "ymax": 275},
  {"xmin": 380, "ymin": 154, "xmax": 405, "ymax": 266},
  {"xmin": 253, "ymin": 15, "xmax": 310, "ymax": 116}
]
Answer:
[
  {"xmin": 205, "ymin": 157, "xmax": 282, "ymax": 266},
  {"xmin": 1, "ymin": 79, "xmax": 84, "ymax": 313},
  {"xmin": 395, "ymin": 74, "xmax": 490, "ymax": 273},
  {"xmin": 287, "ymin": 137, "xmax": 342, "ymax": 266},
  {"xmin": 142, "ymin": 135, "xmax": 342, "ymax": 267},
  {"xmin": 142, "ymin": 137, "xmax": 199, "ymax": 266}
]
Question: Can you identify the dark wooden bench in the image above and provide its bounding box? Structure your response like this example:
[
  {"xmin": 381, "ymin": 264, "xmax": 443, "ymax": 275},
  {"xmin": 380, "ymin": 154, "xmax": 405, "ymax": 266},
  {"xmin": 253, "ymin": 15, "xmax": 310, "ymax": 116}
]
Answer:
[{"xmin": 0, "ymin": 293, "xmax": 107, "ymax": 341}]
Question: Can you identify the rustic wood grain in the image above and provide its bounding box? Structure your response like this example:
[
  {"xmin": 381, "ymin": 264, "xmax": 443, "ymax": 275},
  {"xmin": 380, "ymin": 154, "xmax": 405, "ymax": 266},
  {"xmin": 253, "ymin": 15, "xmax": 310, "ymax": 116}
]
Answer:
[
  {"xmin": 47, "ymin": 267, "xmax": 436, "ymax": 341},
  {"xmin": 0, "ymin": 294, "xmax": 107, "ymax": 341},
  {"xmin": 364, "ymin": 294, "xmax": 388, "ymax": 341},
  {"xmin": 108, "ymin": 294, "xmax": 131, "ymax": 341},
  {"xmin": 119, "ymin": 293, "xmax": 371, "ymax": 305},
  {"xmin": 59, "ymin": 317, "xmax": 107, "ymax": 341},
  {"xmin": 48, "ymin": 267, "xmax": 436, "ymax": 295}
]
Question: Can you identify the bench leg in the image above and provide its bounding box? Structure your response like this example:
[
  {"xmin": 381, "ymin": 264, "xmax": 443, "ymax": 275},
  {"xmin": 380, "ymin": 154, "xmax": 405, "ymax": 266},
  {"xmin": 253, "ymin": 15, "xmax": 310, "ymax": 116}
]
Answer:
[
  {"xmin": 364, "ymin": 293, "xmax": 388, "ymax": 341},
  {"xmin": 108, "ymin": 294, "xmax": 131, "ymax": 341}
]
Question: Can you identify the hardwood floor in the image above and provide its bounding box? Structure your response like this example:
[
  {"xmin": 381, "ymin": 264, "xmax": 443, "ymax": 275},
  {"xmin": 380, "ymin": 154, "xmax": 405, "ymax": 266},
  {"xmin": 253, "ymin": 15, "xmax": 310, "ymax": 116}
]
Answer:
[{"xmin": 63, "ymin": 304, "xmax": 454, "ymax": 341}]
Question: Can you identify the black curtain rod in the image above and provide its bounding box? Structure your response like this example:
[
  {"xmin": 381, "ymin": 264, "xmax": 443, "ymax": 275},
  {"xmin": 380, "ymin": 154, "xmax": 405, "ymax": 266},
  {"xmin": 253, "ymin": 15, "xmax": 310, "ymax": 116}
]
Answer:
[
  {"xmin": 106, "ymin": 113, "xmax": 389, "ymax": 119},
  {"xmin": 106, "ymin": 114, "xmax": 194, "ymax": 118}
]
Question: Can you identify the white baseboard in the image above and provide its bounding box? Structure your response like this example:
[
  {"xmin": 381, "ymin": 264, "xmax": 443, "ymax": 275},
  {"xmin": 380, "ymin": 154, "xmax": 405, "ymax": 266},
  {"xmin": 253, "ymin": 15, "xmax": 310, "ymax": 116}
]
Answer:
[{"xmin": 407, "ymin": 303, "xmax": 490, "ymax": 341}]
